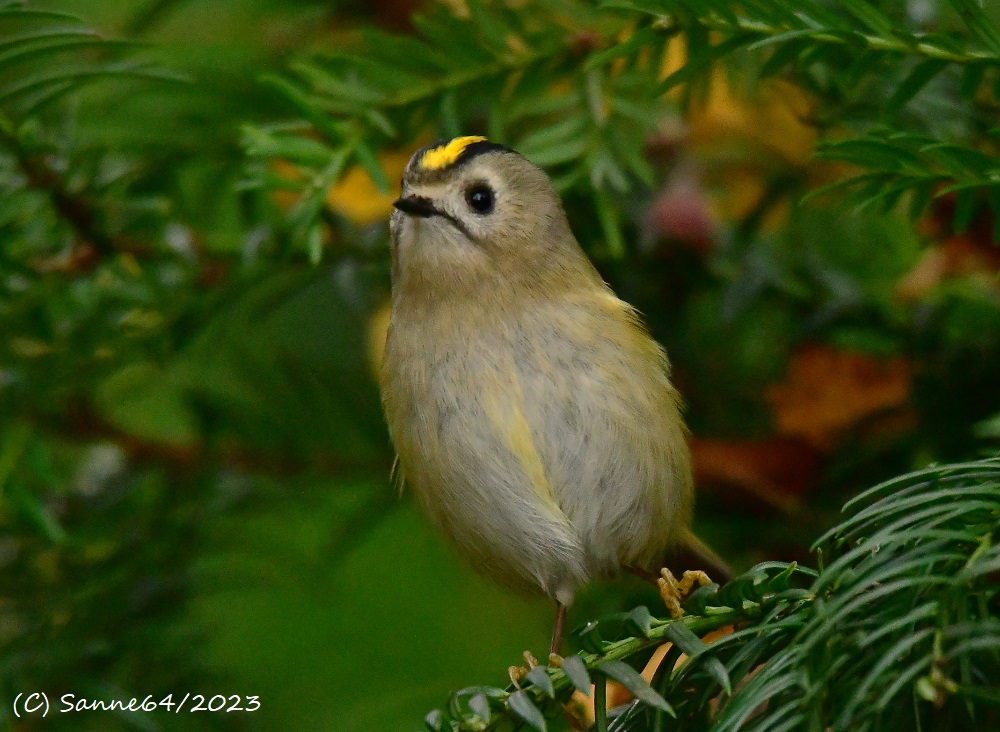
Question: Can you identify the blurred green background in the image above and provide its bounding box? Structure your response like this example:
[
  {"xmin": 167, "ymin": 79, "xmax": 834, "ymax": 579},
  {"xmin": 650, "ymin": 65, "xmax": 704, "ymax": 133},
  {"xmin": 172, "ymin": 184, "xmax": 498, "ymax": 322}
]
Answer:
[{"xmin": 2, "ymin": 0, "xmax": 999, "ymax": 730}]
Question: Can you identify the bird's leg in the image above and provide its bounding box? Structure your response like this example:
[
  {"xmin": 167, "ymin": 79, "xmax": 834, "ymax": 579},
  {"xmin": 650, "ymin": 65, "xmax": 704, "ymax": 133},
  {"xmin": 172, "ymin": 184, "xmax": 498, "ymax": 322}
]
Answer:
[
  {"xmin": 510, "ymin": 602, "xmax": 566, "ymax": 686},
  {"xmin": 549, "ymin": 601, "xmax": 566, "ymax": 659},
  {"xmin": 658, "ymin": 568, "xmax": 712, "ymax": 619}
]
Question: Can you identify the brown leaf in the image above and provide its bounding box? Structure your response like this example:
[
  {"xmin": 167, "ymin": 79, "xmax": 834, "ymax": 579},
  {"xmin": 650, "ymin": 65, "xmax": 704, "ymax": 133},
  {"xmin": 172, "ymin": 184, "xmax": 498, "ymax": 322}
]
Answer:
[
  {"xmin": 691, "ymin": 436, "xmax": 820, "ymax": 508},
  {"xmin": 897, "ymin": 235, "xmax": 1000, "ymax": 300},
  {"xmin": 766, "ymin": 346, "xmax": 911, "ymax": 450},
  {"xmin": 568, "ymin": 626, "xmax": 736, "ymax": 729}
]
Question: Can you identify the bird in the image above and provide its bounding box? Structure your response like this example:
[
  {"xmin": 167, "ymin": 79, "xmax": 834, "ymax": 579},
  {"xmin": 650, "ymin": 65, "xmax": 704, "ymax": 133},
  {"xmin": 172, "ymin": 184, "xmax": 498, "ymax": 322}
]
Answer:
[{"xmin": 379, "ymin": 135, "xmax": 722, "ymax": 659}]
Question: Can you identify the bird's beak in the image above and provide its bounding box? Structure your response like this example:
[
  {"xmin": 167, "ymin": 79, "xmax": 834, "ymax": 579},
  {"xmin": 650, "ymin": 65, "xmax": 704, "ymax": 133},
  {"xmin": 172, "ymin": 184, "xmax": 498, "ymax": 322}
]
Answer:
[{"xmin": 393, "ymin": 195, "xmax": 440, "ymax": 218}]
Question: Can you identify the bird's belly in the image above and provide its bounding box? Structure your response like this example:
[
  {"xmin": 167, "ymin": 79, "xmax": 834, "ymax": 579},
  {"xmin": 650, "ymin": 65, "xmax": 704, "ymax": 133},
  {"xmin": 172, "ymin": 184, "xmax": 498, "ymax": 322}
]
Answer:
[
  {"xmin": 398, "ymin": 355, "xmax": 687, "ymax": 592},
  {"xmin": 394, "ymin": 359, "xmax": 591, "ymax": 600},
  {"xmin": 518, "ymin": 362, "xmax": 691, "ymax": 575}
]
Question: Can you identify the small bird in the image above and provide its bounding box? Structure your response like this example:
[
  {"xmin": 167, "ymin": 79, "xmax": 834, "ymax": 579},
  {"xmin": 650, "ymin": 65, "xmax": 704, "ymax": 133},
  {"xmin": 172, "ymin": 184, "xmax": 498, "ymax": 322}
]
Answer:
[{"xmin": 380, "ymin": 136, "xmax": 718, "ymax": 658}]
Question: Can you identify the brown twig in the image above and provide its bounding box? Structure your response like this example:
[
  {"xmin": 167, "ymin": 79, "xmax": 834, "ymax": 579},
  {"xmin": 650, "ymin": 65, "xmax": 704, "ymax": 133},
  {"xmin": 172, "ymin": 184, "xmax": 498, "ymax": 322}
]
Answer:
[
  {"xmin": 23, "ymin": 399, "xmax": 387, "ymax": 479},
  {"xmin": 0, "ymin": 117, "xmax": 153, "ymax": 268}
]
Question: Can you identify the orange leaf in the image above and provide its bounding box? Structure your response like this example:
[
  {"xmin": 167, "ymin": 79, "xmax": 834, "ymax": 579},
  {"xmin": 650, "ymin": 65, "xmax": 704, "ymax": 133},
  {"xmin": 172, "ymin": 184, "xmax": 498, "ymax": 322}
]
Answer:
[
  {"xmin": 691, "ymin": 437, "xmax": 820, "ymax": 508},
  {"xmin": 568, "ymin": 626, "xmax": 736, "ymax": 729},
  {"xmin": 326, "ymin": 148, "xmax": 413, "ymax": 226},
  {"xmin": 270, "ymin": 147, "xmax": 417, "ymax": 226},
  {"xmin": 897, "ymin": 235, "xmax": 1000, "ymax": 301},
  {"xmin": 766, "ymin": 346, "xmax": 911, "ymax": 450}
]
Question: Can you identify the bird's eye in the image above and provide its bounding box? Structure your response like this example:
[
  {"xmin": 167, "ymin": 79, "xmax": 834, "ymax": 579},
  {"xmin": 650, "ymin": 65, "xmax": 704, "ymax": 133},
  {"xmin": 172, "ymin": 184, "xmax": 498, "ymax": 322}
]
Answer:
[{"xmin": 465, "ymin": 184, "xmax": 494, "ymax": 214}]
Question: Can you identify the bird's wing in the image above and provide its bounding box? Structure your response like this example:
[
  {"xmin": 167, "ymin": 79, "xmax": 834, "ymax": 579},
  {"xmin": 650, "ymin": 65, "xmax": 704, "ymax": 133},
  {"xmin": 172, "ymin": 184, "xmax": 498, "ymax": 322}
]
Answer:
[
  {"xmin": 481, "ymin": 363, "xmax": 570, "ymax": 525},
  {"xmin": 389, "ymin": 454, "xmax": 405, "ymax": 496}
]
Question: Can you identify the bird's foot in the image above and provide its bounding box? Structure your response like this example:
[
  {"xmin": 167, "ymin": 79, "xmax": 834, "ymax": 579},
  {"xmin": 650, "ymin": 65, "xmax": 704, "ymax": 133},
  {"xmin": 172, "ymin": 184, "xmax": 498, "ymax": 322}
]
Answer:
[
  {"xmin": 658, "ymin": 568, "xmax": 712, "ymax": 618},
  {"xmin": 508, "ymin": 650, "xmax": 541, "ymax": 687}
]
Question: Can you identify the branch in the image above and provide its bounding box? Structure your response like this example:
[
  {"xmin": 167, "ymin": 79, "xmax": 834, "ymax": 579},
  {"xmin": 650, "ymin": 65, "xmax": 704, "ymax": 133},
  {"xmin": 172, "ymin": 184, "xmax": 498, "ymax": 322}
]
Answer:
[
  {"xmin": 656, "ymin": 15, "xmax": 999, "ymax": 66},
  {"xmin": 0, "ymin": 115, "xmax": 153, "ymax": 266},
  {"xmin": 20, "ymin": 400, "xmax": 386, "ymax": 479},
  {"xmin": 426, "ymin": 460, "xmax": 1000, "ymax": 731},
  {"xmin": 625, "ymin": 1, "xmax": 1000, "ymax": 70}
]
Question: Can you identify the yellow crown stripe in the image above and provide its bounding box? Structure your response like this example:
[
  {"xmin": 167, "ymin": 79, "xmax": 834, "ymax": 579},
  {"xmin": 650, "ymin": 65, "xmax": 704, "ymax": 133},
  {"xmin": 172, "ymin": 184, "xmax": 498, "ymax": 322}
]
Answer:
[{"xmin": 419, "ymin": 136, "xmax": 488, "ymax": 171}]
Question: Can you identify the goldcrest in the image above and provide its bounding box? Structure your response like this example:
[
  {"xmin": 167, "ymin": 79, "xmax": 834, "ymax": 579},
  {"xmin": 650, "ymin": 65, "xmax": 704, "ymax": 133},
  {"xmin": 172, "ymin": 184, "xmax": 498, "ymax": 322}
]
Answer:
[{"xmin": 381, "ymin": 136, "xmax": 700, "ymax": 654}]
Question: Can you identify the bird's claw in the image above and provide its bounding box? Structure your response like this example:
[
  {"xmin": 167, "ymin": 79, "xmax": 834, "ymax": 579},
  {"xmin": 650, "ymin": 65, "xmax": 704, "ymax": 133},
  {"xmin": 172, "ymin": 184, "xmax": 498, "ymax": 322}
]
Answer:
[
  {"xmin": 508, "ymin": 650, "xmax": 541, "ymax": 687},
  {"xmin": 658, "ymin": 568, "xmax": 712, "ymax": 618}
]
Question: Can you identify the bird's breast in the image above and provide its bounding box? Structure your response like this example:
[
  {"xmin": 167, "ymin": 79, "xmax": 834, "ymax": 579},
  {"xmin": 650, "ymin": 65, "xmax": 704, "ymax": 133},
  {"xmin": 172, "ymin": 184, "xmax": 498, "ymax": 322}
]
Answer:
[{"xmin": 381, "ymin": 290, "xmax": 692, "ymax": 584}]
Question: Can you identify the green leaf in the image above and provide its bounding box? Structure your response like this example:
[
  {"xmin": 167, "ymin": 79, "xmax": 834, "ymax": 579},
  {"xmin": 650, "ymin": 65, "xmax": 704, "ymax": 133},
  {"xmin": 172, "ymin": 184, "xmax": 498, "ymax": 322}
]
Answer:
[
  {"xmin": 358, "ymin": 28, "xmax": 448, "ymax": 74},
  {"xmin": 561, "ymin": 655, "xmax": 592, "ymax": 696},
  {"xmin": 0, "ymin": 27, "xmax": 91, "ymax": 52},
  {"xmin": 922, "ymin": 142, "xmax": 996, "ymax": 176},
  {"xmin": 625, "ymin": 605, "xmax": 655, "ymax": 637},
  {"xmin": 576, "ymin": 619, "xmax": 607, "ymax": 654},
  {"xmin": 522, "ymin": 135, "xmax": 587, "ymax": 167},
  {"xmin": 960, "ymin": 63, "xmax": 986, "ymax": 99},
  {"xmin": 260, "ymin": 74, "xmax": 345, "ymax": 144},
  {"xmin": 508, "ymin": 690, "xmax": 547, "ymax": 731},
  {"xmin": 908, "ymin": 180, "xmax": 937, "ymax": 220},
  {"xmin": 683, "ymin": 582, "xmax": 720, "ymax": 614},
  {"xmin": 593, "ymin": 187, "xmax": 625, "ymax": 258},
  {"xmin": 468, "ymin": 693, "xmax": 491, "ymax": 722},
  {"xmin": 424, "ymin": 709, "xmax": 443, "ymax": 731},
  {"xmin": 467, "ymin": 1, "xmax": 517, "ymax": 59},
  {"xmin": 598, "ymin": 660, "xmax": 675, "ymax": 716},
  {"xmin": 988, "ymin": 185, "xmax": 1000, "ymax": 242},
  {"xmin": 0, "ymin": 423, "xmax": 31, "ymax": 496},
  {"xmin": 716, "ymin": 565, "xmax": 769, "ymax": 607},
  {"xmin": 952, "ymin": 187, "xmax": 978, "ymax": 233},
  {"xmin": 885, "ymin": 60, "xmax": 948, "ymax": 113},
  {"xmin": 0, "ymin": 7, "xmax": 80, "ymax": 23},
  {"xmin": 765, "ymin": 562, "xmax": 801, "ymax": 593},
  {"xmin": 411, "ymin": 11, "xmax": 489, "ymax": 67},
  {"xmin": 599, "ymin": 0, "xmax": 668, "ymax": 14},
  {"xmin": 816, "ymin": 139, "xmax": 925, "ymax": 173},
  {"xmin": 658, "ymin": 34, "xmax": 756, "ymax": 94},
  {"xmin": 0, "ymin": 63, "xmax": 182, "ymax": 117},
  {"xmin": 757, "ymin": 37, "xmax": 811, "ymax": 77},
  {"xmin": 525, "ymin": 666, "xmax": 555, "ymax": 698},
  {"xmin": 748, "ymin": 30, "xmax": 820, "ymax": 53},
  {"xmin": 306, "ymin": 222, "xmax": 323, "ymax": 265},
  {"xmin": 241, "ymin": 126, "xmax": 335, "ymax": 166},
  {"xmin": 838, "ymin": 0, "xmax": 897, "ymax": 36},
  {"xmin": 506, "ymin": 89, "xmax": 581, "ymax": 122},
  {"xmin": 663, "ymin": 621, "xmax": 732, "ymax": 694},
  {"xmin": 585, "ymin": 26, "xmax": 660, "ymax": 70},
  {"xmin": 517, "ymin": 114, "xmax": 589, "ymax": 161},
  {"xmin": 611, "ymin": 95, "xmax": 660, "ymax": 127},
  {"xmin": 12, "ymin": 493, "xmax": 66, "ymax": 545},
  {"xmin": 837, "ymin": 628, "xmax": 935, "ymax": 725},
  {"xmin": 293, "ymin": 62, "xmax": 388, "ymax": 107},
  {"xmin": 354, "ymin": 142, "xmax": 390, "ymax": 194},
  {"xmin": 947, "ymin": 0, "xmax": 1000, "ymax": 56}
]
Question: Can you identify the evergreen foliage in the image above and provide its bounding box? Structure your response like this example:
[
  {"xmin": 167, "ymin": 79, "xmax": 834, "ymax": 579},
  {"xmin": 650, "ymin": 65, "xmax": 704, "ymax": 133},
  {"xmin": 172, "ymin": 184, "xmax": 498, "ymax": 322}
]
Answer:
[
  {"xmin": 249, "ymin": 0, "xmax": 1000, "ymax": 256},
  {"xmin": 422, "ymin": 459, "xmax": 1000, "ymax": 731},
  {"xmin": 1, "ymin": 0, "xmax": 999, "ymax": 730}
]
